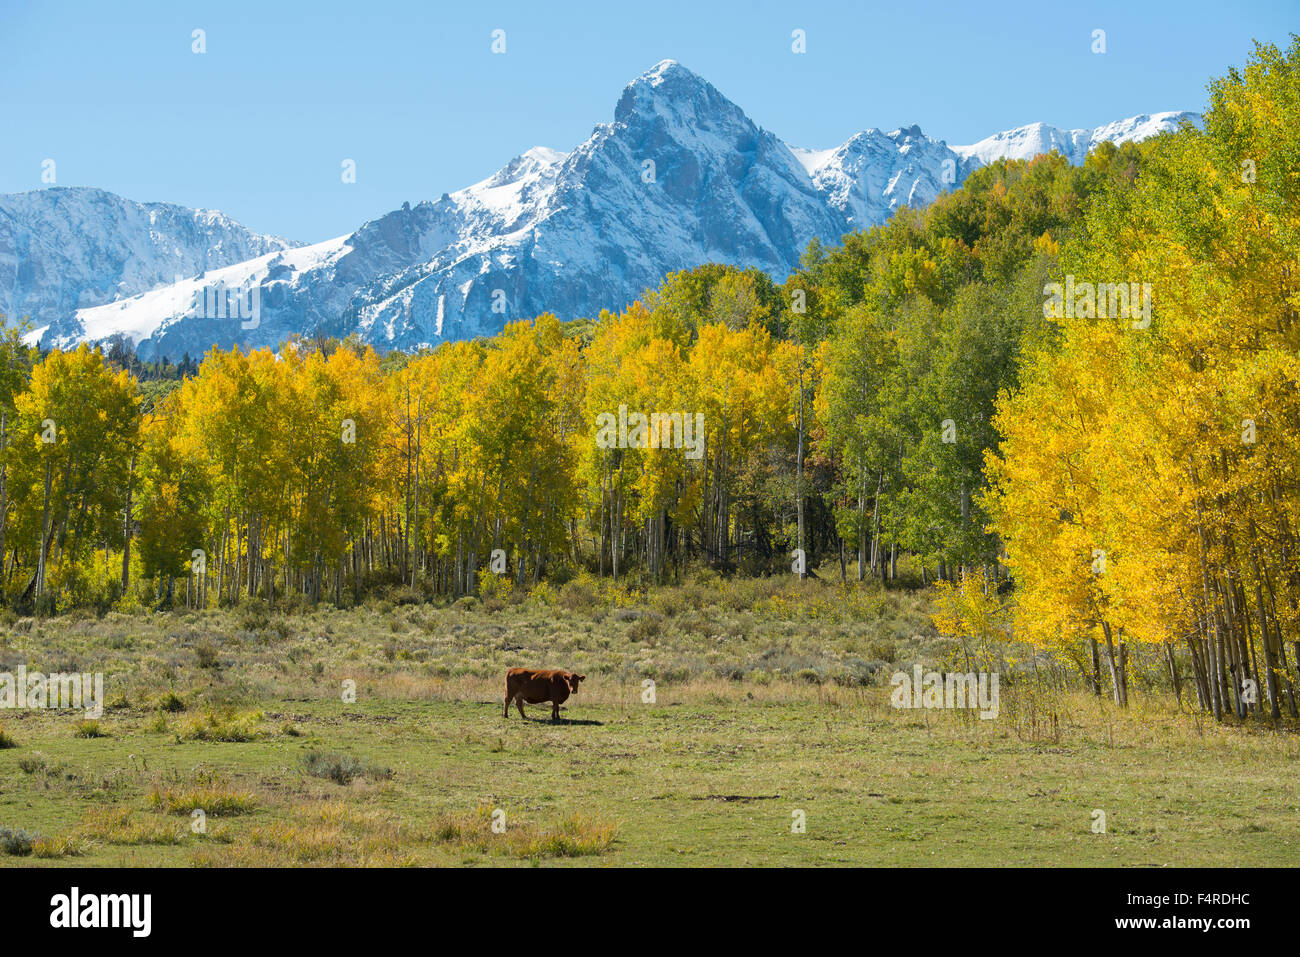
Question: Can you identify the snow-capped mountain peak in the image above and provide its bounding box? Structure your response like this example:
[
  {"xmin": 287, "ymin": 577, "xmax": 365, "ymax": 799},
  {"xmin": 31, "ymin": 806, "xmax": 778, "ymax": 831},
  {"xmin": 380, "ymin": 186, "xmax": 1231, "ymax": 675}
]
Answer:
[
  {"xmin": 4, "ymin": 64, "xmax": 1198, "ymax": 360},
  {"xmin": 616, "ymin": 58, "xmax": 747, "ymax": 127}
]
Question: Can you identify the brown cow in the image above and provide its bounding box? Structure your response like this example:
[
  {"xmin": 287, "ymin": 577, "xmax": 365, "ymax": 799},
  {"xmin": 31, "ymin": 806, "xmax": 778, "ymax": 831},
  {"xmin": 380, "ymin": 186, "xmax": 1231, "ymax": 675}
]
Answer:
[{"xmin": 504, "ymin": 668, "xmax": 585, "ymax": 721}]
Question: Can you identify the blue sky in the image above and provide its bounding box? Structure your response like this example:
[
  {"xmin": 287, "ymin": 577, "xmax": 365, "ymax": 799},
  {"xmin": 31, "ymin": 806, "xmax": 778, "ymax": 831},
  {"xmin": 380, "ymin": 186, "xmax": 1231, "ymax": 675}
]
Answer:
[{"xmin": 2, "ymin": 0, "xmax": 1293, "ymax": 242}]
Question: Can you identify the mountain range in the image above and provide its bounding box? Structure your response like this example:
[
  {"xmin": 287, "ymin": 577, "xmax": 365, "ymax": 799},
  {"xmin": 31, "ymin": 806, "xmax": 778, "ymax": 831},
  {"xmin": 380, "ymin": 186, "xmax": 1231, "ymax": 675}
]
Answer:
[{"xmin": 1, "ymin": 60, "xmax": 1198, "ymax": 360}]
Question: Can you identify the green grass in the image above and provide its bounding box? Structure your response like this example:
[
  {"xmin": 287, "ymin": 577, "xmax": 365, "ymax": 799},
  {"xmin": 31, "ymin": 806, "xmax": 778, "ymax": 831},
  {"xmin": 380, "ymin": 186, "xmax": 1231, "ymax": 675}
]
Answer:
[{"xmin": 0, "ymin": 576, "xmax": 1295, "ymax": 866}]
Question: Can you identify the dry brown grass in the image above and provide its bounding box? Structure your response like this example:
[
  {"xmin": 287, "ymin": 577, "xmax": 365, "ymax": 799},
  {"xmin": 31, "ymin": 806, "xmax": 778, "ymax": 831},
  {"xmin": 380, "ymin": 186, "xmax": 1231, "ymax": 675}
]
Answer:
[
  {"xmin": 75, "ymin": 806, "xmax": 184, "ymax": 846},
  {"xmin": 430, "ymin": 804, "xmax": 617, "ymax": 859},
  {"xmin": 148, "ymin": 784, "xmax": 257, "ymax": 816}
]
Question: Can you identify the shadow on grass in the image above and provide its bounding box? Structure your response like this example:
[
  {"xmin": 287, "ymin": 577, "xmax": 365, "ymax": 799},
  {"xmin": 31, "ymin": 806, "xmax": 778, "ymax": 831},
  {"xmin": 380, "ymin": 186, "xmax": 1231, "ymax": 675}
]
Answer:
[{"xmin": 508, "ymin": 714, "xmax": 604, "ymax": 726}]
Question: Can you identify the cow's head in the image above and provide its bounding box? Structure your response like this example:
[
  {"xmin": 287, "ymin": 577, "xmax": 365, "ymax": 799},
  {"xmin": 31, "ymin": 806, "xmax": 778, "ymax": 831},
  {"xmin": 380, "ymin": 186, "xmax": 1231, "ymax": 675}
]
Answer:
[{"xmin": 567, "ymin": 673, "xmax": 586, "ymax": 694}]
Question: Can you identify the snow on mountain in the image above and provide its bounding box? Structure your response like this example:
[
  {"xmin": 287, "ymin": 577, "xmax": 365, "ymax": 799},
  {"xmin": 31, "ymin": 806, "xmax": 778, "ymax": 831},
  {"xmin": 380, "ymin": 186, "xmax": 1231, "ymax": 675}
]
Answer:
[
  {"xmin": 953, "ymin": 111, "xmax": 1200, "ymax": 167},
  {"xmin": 0, "ymin": 187, "xmax": 299, "ymax": 344},
  {"xmin": 10, "ymin": 62, "xmax": 1197, "ymax": 359},
  {"xmin": 75, "ymin": 235, "xmax": 353, "ymax": 356},
  {"xmin": 793, "ymin": 125, "xmax": 973, "ymax": 230}
]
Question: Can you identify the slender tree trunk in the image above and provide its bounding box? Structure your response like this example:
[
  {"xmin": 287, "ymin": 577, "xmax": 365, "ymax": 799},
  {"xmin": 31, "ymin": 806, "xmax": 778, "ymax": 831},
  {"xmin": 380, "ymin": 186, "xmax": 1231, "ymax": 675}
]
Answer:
[
  {"xmin": 0, "ymin": 410, "xmax": 7, "ymax": 601},
  {"xmin": 36, "ymin": 458, "xmax": 53, "ymax": 603},
  {"xmin": 1166, "ymin": 643, "xmax": 1182, "ymax": 708},
  {"xmin": 1099, "ymin": 620, "xmax": 1124, "ymax": 707},
  {"xmin": 795, "ymin": 366, "xmax": 805, "ymax": 580},
  {"xmin": 120, "ymin": 452, "xmax": 135, "ymax": 594},
  {"xmin": 1089, "ymin": 637, "xmax": 1102, "ymax": 696}
]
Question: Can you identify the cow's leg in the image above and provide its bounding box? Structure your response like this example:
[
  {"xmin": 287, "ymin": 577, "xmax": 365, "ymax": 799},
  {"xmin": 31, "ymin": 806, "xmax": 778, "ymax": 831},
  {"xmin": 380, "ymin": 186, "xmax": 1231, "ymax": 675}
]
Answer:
[
  {"xmin": 503, "ymin": 690, "xmax": 510, "ymax": 719},
  {"xmin": 515, "ymin": 695, "xmax": 527, "ymax": 720},
  {"xmin": 552, "ymin": 701, "xmax": 561, "ymax": 722}
]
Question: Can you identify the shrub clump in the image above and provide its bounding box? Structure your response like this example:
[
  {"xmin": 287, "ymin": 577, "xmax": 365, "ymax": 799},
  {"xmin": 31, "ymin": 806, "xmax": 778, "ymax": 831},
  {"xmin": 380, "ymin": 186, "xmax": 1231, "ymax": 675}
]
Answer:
[
  {"xmin": 432, "ymin": 806, "xmax": 616, "ymax": 859},
  {"xmin": 559, "ymin": 580, "xmax": 598, "ymax": 613},
  {"xmin": 175, "ymin": 708, "xmax": 265, "ymax": 742},
  {"xmin": 72, "ymin": 719, "xmax": 106, "ymax": 738},
  {"xmin": 302, "ymin": 751, "xmax": 393, "ymax": 785},
  {"xmin": 149, "ymin": 785, "xmax": 256, "ymax": 816},
  {"xmin": 157, "ymin": 691, "xmax": 187, "ymax": 713},
  {"xmin": 0, "ymin": 827, "xmax": 40, "ymax": 856},
  {"xmin": 76, "ymin": 807, "xmax": 181, "ymax": 846},
  {"xmin": 195, "ymin": 641, "xmax": 220, "ymax": 670},
  {"xmin": 627, "ymin": 617, "xmax": 662, "ymax": 643}
]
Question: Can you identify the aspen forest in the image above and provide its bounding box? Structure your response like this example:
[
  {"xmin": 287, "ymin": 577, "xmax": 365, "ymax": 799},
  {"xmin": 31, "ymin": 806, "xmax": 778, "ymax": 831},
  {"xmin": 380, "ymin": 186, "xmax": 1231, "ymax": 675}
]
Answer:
[{"xmin": 1, "ymin": 39, "xmax": 1297, "ymax": 725}]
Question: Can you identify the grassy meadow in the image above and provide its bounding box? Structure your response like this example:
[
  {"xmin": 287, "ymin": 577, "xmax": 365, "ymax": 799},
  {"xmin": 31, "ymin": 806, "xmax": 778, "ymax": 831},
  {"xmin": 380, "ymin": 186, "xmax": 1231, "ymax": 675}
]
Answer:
[{"xmin": 0, "ymin": 574, "xmax": 1296, "ymax": 867}]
